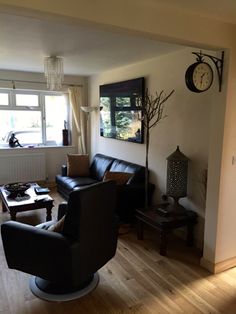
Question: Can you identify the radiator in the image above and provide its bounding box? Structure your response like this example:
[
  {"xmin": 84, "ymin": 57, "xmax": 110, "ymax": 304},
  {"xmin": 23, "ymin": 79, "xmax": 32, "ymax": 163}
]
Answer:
[{"xmin": 0, "ymin": 153, "xmax": 46, "ymax": 184}]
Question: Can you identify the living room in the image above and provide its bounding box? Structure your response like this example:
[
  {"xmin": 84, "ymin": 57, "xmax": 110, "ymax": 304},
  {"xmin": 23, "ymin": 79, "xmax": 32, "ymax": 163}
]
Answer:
[{"xmin": 1, "ymin": 0, "xmax": 236, "ymax": 313}]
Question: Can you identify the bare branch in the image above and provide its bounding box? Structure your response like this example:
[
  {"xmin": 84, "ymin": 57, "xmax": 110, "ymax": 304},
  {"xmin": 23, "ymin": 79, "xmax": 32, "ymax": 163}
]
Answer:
[
  {"xmin": 138, "ymin": 88, "xmax": 174, "ymax": 209},
  {"xmin": 139, "ymin": 88, "xmax": 174, "ymax": 131}
]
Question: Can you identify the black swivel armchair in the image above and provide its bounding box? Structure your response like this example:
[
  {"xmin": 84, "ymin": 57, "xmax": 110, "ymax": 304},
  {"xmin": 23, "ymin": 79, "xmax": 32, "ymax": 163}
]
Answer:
[{"xmin": 1, "ymin": 181, "xmax": 118, "ymax": 301}]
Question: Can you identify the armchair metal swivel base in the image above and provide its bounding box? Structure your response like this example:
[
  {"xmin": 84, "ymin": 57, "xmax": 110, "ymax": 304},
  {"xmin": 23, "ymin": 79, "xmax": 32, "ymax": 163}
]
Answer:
[
  {"xmin": 26, "ymin": 219, "xmax": 100, "ymax": 301},
  {"xmin": 1, "ymin": 181, "xmax": 118, "ymax": 302},
  {"xmin": 29, "ymin": 273, "xmax": 99, "ymax": 302}
]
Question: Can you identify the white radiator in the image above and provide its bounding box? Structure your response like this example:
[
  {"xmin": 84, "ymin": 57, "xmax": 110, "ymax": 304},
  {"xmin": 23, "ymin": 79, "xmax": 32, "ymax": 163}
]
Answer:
[{"xmin": 0, "ymin": 153, "xmax": 46, "ymax": 184}]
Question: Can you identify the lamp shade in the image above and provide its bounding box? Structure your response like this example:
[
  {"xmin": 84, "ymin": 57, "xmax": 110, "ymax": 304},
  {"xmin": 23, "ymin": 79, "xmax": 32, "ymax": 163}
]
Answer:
[
  {"xmin": 166, "ymin": 146, "xmax": 189, "ymax": 200},
  {"xmin": 44, "ymin": 56, "xmax": 64, "ymax": 90}
]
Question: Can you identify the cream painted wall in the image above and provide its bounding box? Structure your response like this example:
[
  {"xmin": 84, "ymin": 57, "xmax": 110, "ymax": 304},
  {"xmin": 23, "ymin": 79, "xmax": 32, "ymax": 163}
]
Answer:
[
  {"xmin": 89, "ymin": 48, "xmax": 220, "ymax": 247},
  {"xmin": 0, "ymin": 0, "xmax": 235, "ymax": 268},
  {"xmin": 0, "ymin": 70, "xmax": 87, "ymax": 181},
  {"xmin": 213, "ymin": 46, "xmax": 236, "ymax": 262}
]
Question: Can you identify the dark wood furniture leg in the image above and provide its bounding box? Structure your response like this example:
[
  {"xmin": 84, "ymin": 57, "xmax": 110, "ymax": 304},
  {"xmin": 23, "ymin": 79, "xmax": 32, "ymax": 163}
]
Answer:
[
  {"xmin": 2, "ymin": 201, "xmax": 7, "ymax": 212},
  {"xmin": 46, "ymin": 205, "xmax": 53, "ymax": 221},
  {"xmin": 137, "ymin": 219, "xmax": 144, "ymax": 240},
  {"xmin": 159, "ymin": 229, "xmax": 168, "ymax": 256},
  {"xmin": 186, "ymin": 222, "xmax": 194, "ymax": 246},
  {"xmin": 10, "ymin": 210, "xmax": 16, "ymax": 221}
]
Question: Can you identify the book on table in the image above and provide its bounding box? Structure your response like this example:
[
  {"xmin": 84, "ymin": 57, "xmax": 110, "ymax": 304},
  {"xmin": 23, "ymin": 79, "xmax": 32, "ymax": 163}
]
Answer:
[{"xmin": 34, "ymin": 187, "xmax": 50, "ymax": 195}]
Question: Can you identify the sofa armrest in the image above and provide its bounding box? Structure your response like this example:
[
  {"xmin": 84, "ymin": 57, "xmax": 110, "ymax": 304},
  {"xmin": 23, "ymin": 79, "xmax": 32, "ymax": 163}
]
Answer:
[
  {"xmin": 61, "ymin": 164, "xmax": 67, "ymax": 176},
  {"xmin": 1, "ymin": 221, "xmax": 75, "ymax": 280}
]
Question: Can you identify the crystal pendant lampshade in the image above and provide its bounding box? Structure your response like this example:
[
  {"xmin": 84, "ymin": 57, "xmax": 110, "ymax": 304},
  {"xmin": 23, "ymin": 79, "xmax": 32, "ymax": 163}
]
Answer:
[{"xmin": 44, "ymin": 56, "xmax": 64, "ymax": 90}]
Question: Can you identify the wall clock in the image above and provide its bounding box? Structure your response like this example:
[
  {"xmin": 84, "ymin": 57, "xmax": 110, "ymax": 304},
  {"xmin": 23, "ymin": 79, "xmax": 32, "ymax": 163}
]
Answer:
[{"xmin": 185, "ymin": 61, "xmax": 214, "ymax": 93}]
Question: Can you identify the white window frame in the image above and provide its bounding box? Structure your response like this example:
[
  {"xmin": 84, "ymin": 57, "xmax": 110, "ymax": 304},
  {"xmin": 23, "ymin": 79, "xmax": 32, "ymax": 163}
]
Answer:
[
  {"xmin": 0, "ymin": 89, "xmax": 70, "ymax": 147},
  {"xmin": 14, "ymin": 90, "xmax": 41, "ymax": 108},
  {"xmin": 0, "ymin": 89, "xmax": 11, "ymax": 107}
]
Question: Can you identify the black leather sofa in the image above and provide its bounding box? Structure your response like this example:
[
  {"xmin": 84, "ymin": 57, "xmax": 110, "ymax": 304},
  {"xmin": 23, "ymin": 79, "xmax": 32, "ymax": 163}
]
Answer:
[{"xmin": 56, "ymin": 153, "xmax": 155, "ymax": 222}]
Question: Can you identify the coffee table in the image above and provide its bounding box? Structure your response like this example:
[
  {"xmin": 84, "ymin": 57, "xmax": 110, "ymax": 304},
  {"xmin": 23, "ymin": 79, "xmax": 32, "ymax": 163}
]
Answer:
[{"xmin": 0, "ymin": 183, "xmax": 53, "ymax": 221}]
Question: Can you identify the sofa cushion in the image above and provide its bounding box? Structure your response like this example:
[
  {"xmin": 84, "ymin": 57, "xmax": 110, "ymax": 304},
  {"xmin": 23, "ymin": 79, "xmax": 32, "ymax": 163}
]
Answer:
[
  {"xmin": 67, "ymin": 154, "xmax": 90, "ymax": 177},
  {"xmin": 103, "ymin": 171, "xmax": 133, "ymax": 185},
  {"xmin": 56, "ymin": 175, "xmax": 98, "ymax": 191},
  {"xmin": 90, "ymin": 153, "xmax": 114, "ymax": 181},
  {"xmin": 48, "ymin": 215, "xmax": 65, "ymax": 233},
  {"xmin": 109, "ymin": 159, "xmax": 145, "ymax": 184}
]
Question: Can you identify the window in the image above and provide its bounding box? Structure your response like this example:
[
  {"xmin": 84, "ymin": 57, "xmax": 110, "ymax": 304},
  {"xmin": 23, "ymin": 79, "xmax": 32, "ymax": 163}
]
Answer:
[
  {"xmin": 16, "ymin": 93, "xmax": 39, "ymax": 107},
  {"xmin": 0, "ymin": 90, "xmax": 70, "ymax": 147}
]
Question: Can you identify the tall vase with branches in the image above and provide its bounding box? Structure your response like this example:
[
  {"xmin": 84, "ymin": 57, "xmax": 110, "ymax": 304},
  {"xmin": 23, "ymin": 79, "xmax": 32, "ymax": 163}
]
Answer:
[{"xmin": 139, "ymin": 88, "xmax": 175, "ymax": 209}]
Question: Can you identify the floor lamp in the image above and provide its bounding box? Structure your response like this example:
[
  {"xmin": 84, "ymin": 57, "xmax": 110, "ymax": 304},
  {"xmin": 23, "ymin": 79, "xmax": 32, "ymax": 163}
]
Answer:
[{"xmin": 80, "ymin": 106, "xmax": 98, "ymax": 152}]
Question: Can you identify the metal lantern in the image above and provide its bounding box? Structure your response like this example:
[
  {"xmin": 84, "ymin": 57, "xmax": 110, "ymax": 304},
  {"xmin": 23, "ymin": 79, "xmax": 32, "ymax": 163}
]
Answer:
[{"xmin": 166, "ymin": 146, "xmax": 189, "ymax": 211}]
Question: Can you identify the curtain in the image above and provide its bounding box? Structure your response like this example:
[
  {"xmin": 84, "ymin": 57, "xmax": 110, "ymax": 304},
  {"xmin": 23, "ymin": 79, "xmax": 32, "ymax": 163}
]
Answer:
[{"xmin": 68, "ymin": 86, "xmax": 86, "ymax": 154}]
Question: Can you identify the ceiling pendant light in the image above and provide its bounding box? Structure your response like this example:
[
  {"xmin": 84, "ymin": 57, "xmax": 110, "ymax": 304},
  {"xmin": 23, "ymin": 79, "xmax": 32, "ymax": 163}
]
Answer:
[{"xmin": 44, "ymin": 56, "xmax": 64, "ymax": 90}]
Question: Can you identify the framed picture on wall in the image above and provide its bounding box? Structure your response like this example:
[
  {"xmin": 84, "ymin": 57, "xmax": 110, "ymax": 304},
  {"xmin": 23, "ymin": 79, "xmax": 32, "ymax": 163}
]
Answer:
[{"xmin": 99, "ymin": 77, "xmax": 145, "ymax": 144}]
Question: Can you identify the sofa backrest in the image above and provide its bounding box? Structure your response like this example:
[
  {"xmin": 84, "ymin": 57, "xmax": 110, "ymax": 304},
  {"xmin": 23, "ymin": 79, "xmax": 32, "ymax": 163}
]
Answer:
[
  {"xmin": 90, "ymin": 153, "xmax": 146, "ymax": 184},
  {"xmin": 109, "ymin": 158, "xmax": 145, "ymax": 184},
  {"xmin": 90, "ymin": 153, "xmax": 114, "ymax": 181}
]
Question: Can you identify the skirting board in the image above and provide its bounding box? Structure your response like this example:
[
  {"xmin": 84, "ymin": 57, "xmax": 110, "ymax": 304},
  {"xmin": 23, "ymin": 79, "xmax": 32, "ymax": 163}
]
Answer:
[{"xmin": 201, "ymin": 256, "xmax": 236, "ymax": 273}]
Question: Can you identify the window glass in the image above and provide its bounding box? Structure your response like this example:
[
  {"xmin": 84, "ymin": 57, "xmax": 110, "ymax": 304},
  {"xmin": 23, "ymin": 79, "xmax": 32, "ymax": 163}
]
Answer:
[
  {"xmin": 0, "ymin": 110, "xmax": 42, "ymax": 145},
  {"xmin": 115, "ymin": 110, "xmax": 141, "ymax": 141},
  {"xmin": 0, "ymin": 93, "xmax": 9, "ymax": 106},
  {"xmin": 16, "ymin": 94, "xmax": 39, "ymax": 107},
  {"xmin": 116, "ymin": 97, "xmax": 130, "ymax": 107},
  {"xmin": 45, "ymin": 95, "xmax": 68, "ymax": 145}
]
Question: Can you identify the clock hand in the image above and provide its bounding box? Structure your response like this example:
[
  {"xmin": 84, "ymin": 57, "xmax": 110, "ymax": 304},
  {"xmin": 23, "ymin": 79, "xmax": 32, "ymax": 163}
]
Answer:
[
  {"xmin": 200, "ymin": 72, "xmax": 206, "ymax": 86},
  {"xmin": 200, "ymin": 76, "xmax": 203, "ymax": 85}
]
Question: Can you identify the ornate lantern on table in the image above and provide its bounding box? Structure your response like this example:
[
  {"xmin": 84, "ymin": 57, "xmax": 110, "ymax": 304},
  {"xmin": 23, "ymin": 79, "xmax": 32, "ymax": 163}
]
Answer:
[{"xmin": 166, "ymin": 146, "xmax": 189, "ymax": 215}]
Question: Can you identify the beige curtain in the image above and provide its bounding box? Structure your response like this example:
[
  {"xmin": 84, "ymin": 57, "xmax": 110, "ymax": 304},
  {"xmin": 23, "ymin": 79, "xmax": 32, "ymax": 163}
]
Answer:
[{"xmin": 68, "ymin": 86, "xmax": 86, "ymax": 154}]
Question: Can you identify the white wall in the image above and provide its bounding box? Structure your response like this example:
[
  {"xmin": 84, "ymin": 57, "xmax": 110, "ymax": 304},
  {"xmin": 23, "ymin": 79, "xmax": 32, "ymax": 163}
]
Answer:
[{"xmin": 89, "ymin": 47, "xmax": 220, "ymax": 247}]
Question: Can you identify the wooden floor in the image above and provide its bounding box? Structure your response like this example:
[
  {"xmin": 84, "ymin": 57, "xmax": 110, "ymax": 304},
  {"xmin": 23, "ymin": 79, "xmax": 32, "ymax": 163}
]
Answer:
[{"xmin": 1, "ymin": 188, "xmax": 236, "ymax": 314}]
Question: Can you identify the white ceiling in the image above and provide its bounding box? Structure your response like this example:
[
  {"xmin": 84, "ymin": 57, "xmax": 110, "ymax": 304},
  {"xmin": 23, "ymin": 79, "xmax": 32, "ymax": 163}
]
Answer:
[
  {"xmin": 0, "ymin": 12, "xmax": 184, "ymax": 76},
  {"xmin": 0, "ymin": 0, "xmax": 235, "ymax": 76}
]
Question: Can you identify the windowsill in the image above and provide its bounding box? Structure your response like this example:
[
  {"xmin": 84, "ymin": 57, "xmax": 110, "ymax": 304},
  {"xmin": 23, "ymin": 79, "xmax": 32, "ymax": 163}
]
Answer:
[{"xmin": 0, "ymin": 145, "xmax": 75, "ymax": 150}]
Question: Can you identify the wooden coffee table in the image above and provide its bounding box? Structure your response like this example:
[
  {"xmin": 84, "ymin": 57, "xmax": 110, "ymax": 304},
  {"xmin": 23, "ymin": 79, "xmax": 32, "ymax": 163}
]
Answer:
[{"xmin": 0, "ymin": 183, "xmax": 54, "ymax": 221}]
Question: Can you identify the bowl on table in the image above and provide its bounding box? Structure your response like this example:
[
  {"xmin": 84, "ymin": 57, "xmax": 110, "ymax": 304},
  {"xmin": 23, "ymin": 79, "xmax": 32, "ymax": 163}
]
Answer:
[{"xmin": 4, "ymin": 182, "xmax": 31, "ymax": 198}]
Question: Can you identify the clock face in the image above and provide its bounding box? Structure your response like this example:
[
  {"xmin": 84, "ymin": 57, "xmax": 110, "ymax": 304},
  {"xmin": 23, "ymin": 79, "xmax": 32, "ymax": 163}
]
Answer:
[{"xmin": 185, "ymin": 62, "xmax": 213, "ymax": 93}]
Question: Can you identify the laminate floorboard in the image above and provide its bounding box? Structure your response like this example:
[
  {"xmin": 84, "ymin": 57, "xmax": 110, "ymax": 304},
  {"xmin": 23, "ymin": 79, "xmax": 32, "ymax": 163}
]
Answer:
[{"xmin": 1, "ymin": 188, "xmax": 236, "ymax": 313}]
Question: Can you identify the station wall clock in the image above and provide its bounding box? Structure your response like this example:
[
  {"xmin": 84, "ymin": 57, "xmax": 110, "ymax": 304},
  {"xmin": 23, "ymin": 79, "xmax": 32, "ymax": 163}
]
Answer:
[{"xmin": 185, "ymin": 61, "xmax": 213, "ymax": 93}]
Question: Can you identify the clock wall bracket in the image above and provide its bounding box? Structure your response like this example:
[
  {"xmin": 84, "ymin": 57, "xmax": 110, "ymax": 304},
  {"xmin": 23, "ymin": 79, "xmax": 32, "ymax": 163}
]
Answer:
[{"xmin": 191, "ymin": 50, "xmax": 224, "ymax": 92}]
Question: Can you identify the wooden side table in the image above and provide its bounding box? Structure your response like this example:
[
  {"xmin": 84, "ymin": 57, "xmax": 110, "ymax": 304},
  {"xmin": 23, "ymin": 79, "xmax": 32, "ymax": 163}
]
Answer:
[{"xmin": 135, "ymin": 204, "xmax": 198, "ymax": 256}]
